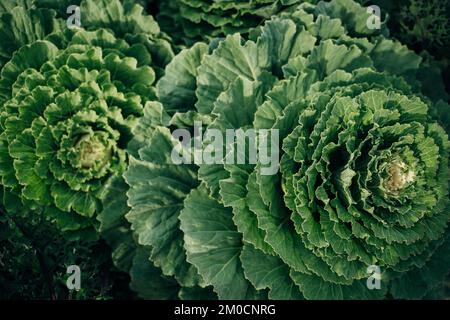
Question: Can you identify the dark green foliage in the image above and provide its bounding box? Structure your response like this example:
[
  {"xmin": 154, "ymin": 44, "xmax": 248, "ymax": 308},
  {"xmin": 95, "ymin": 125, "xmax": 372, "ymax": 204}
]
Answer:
[{"xmin": 0, "ymin": 206, "xmax": 133, "ymax": 299}]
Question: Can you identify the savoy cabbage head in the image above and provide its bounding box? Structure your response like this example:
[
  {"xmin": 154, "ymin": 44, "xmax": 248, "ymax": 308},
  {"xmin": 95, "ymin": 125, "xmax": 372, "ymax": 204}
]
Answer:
[
  {"xmin": 115, "ymin": 0, "xmax": 450, "ymax": 299},
  {"xmin": 0, "ymin": 0, "xmax": 173, "ymax": 238}
]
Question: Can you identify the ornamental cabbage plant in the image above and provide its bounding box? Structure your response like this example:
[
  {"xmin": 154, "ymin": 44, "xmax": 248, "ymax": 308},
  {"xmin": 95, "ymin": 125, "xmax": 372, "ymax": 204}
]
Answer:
[
  {"xmin": 0, "ymin": 0, "xmax": 173, "ymax": 239},
  {"xmin": 157, "ymin": 0, "xmax": 315, "ymax": 44},
  {"xmin": 119, "ymin": 0, "xmax": 450, "ymax": 299}
]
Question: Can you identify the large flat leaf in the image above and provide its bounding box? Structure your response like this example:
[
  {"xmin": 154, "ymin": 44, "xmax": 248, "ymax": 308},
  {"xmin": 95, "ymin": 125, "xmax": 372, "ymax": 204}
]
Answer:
[{"xmin": 180, "ymin": 184, "xmax": 258, "ymax": 299}]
